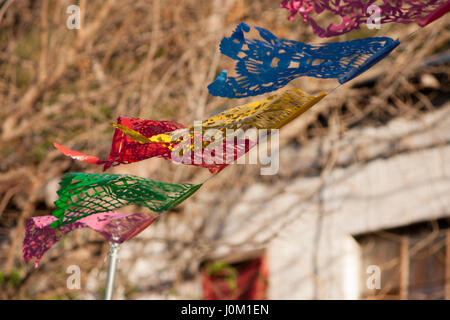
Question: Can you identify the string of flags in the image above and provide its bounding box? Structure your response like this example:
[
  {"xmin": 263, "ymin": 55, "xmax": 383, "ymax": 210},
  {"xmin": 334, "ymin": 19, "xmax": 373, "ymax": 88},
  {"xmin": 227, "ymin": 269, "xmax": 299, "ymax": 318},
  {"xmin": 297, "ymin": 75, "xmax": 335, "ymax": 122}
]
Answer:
[
  {"xmin": 23, "ymin": 2, "xmax": 449, "ymax": 268},
  {"xmin": 207, "ymin": 22, "xmax": 400, "ymax": 98}
]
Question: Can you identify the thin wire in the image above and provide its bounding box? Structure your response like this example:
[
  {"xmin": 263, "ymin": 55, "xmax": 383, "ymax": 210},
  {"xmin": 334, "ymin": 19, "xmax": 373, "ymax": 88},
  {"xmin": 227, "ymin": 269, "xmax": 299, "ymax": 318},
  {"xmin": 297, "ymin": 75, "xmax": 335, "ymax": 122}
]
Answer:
[
  {"xmin": 325, "ymin": 83, "xmax": 343, "ymax": 95},
  {"xmin": 401, "ymin": 26, "xmax": 422, "ymax": 42}
]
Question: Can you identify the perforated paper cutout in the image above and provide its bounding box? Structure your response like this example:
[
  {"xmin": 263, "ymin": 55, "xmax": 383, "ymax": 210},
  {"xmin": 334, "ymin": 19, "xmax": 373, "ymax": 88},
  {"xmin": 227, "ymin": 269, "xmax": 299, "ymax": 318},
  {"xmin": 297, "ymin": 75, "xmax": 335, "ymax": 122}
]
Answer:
[
  {"xmin": 24, "ymin": 212, "xmax": 155, "ymax": 267},
  {"xmin": 56, "ymin": 116, "xmax": 254, "ymax": 174},
  {"xmin": 55, "ymin": 117, "xmax": 184, "ymax": 170},
  {"xmin": 51, "ymin": 173, "xmax": 202, "ymax": 227},
  {"xmin": 199, "ymin": 88, "xmax": 326, "ymax": 131},
  {"xmin": 207, "ymin": 22, "xmax": 399, "ymax": 98}
]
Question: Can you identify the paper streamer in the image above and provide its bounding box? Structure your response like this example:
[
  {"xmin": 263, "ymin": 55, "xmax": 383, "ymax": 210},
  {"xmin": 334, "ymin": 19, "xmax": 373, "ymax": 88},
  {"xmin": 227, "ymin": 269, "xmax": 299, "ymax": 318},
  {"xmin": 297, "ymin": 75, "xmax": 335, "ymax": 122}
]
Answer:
[
  {"xmin": 112, "ymin": 129, "xmax": 256, "ymax": 174},
  {"xmin": 24, "ymin": 212, "xmax": 155, "ymax": 268},
  {"xmin": 280, "ymin": 0, "xmax": 450, "ymax": 37},
  {"xmin": 199, "ymin": 88, "xmax": 326, "ymax": 131},
  {"xmin": 110, "ymin": 123, "xmax": 179, "ymax": 149},
  {"xmin": 418, "ymin": 2, "xmax": 450, "ymax": 26},
  {"xmin": 207, "ymin": 22, "xmax": 399, "ymax": 98},
  {"xmin": 54, "ymin": 117, "xmax": 184, "ymax": 170},
  {"xmin": 110, "ymin": 122, "xmax": 257, "ymax": 174},
  {"xmin": 162, "ymin": 137, "xmax": 256, "ymax": 174},
  {"xmin": 110, "ymin": 123, "xmax": 175, "ymax": 144},
  {"xmin": 56, "ymin": 117, "xmax": 255, "ymax": 174},
  {"xmin": 51, "ymin": 173, "xmax": 202, "ymax": 227}
]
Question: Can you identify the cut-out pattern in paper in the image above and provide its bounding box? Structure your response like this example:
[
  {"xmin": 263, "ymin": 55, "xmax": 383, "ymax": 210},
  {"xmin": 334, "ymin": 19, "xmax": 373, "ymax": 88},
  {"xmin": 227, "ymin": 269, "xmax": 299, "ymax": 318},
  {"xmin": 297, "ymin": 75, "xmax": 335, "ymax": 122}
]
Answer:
[
  {"xmin": 110, "ymin": 123, "xmax": 257, "ymax": 174},
  {"xmin": 110, "ymin": 123, "xmax": 175, "ymax": 145},
  {"xmin": 51, "ymin": 173, "xmax": 202, "ymax": 227},
  {"xmin": 54, "ymin": 117, "xmax": 185, "ymax": 171},
  {"xmin": 165, "ymin": 137, "xmax": 257, "ymax": 174},
  {"xmin": 280, "ymin": 0, "xmax": 450, "ymax": 37},
  {"xmin": 207, "ymin": 22, "xmax": 399, "ymax": 98},
  {"xmin": 24, "ymin": 212, "xmax": 155, "ymax": 268},
  {"xmin": 56, "ymin": 117, "xmax": 254, "ymax": 174},
  {"xmin": 199, "ymin": 88, "xmax": 326, "ymax": 131},
  {"xmin": 418, "ymin": 2, "xmax": 450, "ymax": 26}
]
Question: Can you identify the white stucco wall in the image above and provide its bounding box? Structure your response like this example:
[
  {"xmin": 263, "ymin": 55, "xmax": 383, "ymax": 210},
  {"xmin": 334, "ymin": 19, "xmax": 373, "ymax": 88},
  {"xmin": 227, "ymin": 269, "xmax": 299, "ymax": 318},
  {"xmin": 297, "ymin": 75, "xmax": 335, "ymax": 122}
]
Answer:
[{"xmin": 267, "ymin": 145, "xmax": 450, "ymax": 299}]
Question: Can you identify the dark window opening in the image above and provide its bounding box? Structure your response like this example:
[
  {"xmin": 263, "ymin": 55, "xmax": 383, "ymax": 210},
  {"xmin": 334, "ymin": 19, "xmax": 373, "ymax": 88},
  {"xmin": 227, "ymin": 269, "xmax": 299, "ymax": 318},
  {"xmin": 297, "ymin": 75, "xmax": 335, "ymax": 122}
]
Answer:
[
  {"xmin": 201, "ymin": 253, "xmax": 268, "ymax": 300},
  {"xmin": 355, "ymin": 218, "xmax": 450, "ymax": 300}
]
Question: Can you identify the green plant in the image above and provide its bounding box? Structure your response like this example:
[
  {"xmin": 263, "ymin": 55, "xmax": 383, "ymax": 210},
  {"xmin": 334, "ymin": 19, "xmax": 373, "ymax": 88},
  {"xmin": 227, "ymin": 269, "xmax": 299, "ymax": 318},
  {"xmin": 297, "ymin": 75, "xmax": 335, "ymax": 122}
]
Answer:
[{"xmin": 206, "ymin": 261, "xmax": 238, "ymax": 292}]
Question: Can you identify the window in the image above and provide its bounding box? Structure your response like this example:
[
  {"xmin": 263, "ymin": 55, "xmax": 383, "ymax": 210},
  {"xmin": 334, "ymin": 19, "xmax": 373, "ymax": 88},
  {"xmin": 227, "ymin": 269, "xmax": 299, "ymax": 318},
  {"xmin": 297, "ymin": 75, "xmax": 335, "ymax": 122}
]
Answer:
[
  {"xmin": 201, "ymin": 253, "xmax": 268, "ymax": 300},
  {"xmin": 355, "ymin": 218, "xmax": 450, "ymax": 300}
]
